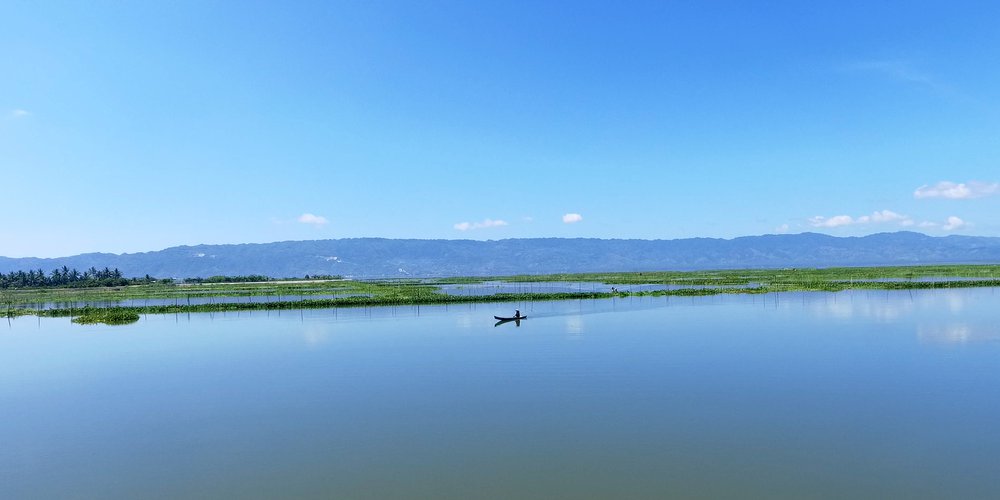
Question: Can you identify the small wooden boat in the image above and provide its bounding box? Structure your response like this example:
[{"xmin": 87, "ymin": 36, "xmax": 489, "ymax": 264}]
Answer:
[{"xmin": 494, "ymin": 315, "xmax": 527, "ymax": 321}]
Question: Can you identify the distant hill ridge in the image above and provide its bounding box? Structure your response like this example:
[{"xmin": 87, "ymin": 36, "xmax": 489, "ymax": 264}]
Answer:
[{"xmin": 2, "ymin": 232, "xmax": 1000, "ymax": 279}]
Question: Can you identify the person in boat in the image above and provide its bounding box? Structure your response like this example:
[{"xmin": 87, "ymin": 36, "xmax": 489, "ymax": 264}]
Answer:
[{"xmin": 515, "ymin": 309, "xmax": 521, "ymax": 318}]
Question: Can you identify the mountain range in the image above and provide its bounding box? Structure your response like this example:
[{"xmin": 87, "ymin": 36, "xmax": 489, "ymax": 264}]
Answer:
[{"xmin": 3, "ymin": 232, "xmax": 1000, "ymax": 279}]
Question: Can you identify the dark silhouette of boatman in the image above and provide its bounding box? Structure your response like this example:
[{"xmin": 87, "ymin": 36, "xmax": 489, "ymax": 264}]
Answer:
[{"xmin": 515, "ymin": 309, "xmax": 521, "ymax": 318}]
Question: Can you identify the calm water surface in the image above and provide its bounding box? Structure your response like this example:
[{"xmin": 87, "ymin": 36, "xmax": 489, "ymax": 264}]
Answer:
[{"xmin": 3, "ymin": 289, "xmax": 1000, "ymax": 499}]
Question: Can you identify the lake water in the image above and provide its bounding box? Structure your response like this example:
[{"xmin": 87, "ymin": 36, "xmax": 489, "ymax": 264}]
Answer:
[{"xmin": 3, "ymin": 288, "xmax": 1000, "ymax": 499}]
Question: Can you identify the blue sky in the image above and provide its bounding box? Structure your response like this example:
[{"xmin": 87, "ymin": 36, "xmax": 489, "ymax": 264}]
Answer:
[{"xmin": 3, "ymin": 1, "xmax": 1000, "ymax": 257}]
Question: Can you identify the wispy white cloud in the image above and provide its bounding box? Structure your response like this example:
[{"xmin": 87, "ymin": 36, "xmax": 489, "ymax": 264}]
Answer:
[
  {"xmin": 774, "ymin": 224, "xmax": 790, "ymax": 234},
  {"xmin": 9, "ymin": 109, "xmax": 30, "ymax": 118},
  {"xmin": 914, "ymin": 181, "xmax": 1000, "ymax": 200},
  {"xmin": 453, "ymin": 218, "xmax": 508, "ymax": 231},
  {"xmin": 809, "ymin": 215, "xmax": 855, "ymax": 228},
  {"xmin": 858, "ymin": 210, "xmax": 909, "ymax": 224},
  {"xmin": 901, "ymin": 216, "xmax": 970, "ymax": 231},
  {"xmin": 562, "ymin": 213, "xmax": 583, "ymax": 224},
  {"xmin": 943, "ymin": 216, "xmax": 967, "ymax": 231},
  {"xmin": 298, "ymin": 213, "xmax": 329, "ymax": 226},
  {"xmin": 809, "ymin": 210, "xmax": 913, "ymax": 228},
  {"xmin": 842, "ymin": 60, "xmax": 942, "ymax": 90}
]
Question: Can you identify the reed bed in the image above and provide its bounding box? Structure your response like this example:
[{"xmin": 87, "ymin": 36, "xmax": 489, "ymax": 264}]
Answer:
[{"xmin": 5, "ymin": 264, "xmax": 1000, "ymax": 324}]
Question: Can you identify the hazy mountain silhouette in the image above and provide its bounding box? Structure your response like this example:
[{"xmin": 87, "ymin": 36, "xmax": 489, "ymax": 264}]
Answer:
[{"xmin": 2, "ymin": 232, "xmax": 999, "ymax": 279}]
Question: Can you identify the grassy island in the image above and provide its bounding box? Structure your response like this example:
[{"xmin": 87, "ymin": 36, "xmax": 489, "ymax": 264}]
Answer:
[{"xmin": 3, "ymin": 264, "xmax": 999, "ymax": 324}]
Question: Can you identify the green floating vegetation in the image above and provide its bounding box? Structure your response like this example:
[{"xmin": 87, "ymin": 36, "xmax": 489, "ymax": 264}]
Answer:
[
  {"xmin": 70, "ymin": 308, "xmax": 141, "ymax": 326},
  {"xmin": 4, "ymin": 264, "xmax": 1000, "ymax": 325},
  {"xmin": 4, "ymin": 308, "xmax": 32, "ymax": 319},
  {"xmin": 495, "ymin": 264, "xmax": 1000, "ymax": 286}
]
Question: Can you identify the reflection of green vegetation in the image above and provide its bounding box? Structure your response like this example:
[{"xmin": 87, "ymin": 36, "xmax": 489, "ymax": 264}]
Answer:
[
  {"xmin": 2, "ymin": 289, "xmax": 20, "ymax": 318},
  {"xmin": 6, "ymin": 264, "xmax": 1000, "ymax": 324},
  {"xmin": 71, "ymin": 308, "xmax": 141, "ymax": 325}
]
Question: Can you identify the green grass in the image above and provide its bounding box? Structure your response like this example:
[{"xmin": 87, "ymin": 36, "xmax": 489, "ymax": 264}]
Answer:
[
  {"xmin": 495, "ymin": 264, "xmax": 1000, "ymax": 286},
  {"xmin": 70, "ymin": 308, "xmax": 141, "ymax": 325}
]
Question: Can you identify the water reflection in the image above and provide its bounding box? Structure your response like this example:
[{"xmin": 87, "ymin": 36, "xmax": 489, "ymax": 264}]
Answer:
[
  {"xmin": 455, "ymin": 313, "xmax": 474, "ymax": 329},
  {"xmin": 803, "ymin": 289, "xmax": 972, "ymax": 323},
  {"xmin": 565, "ymin": 315, "xmax": 584, "ymax": 335},
  {"xmin": 302, "ymin": 324, "xmax": 331, "ymax": 347},
  {"xmin": 5, "ymin": 288, "xmax": 1000, "ymax": 499},
  {"xmin": 918, "ymin": 323, "xmax": 1000, "ymax": 344},
  {"xmin": 805, "ymin": 292, "xmax": 916, "ymax": 322},
  {"xmin": 788, "ymin": 288, "xmax": 999, "ymax": 344},
  {"xmin": 946, "ymin": 293, "xmax": 967, "ymax": 313},
  {"xmin": 493, "ymin": 317, "xmax": 524, "ymax": 328}
]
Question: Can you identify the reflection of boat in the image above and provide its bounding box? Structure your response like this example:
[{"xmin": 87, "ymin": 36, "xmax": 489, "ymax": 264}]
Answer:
[
  {"xmin": 494, "ymin": 315, "xmax": 527, "ymax": 321},
  {"xmin": 494, "ymin": 315, "xmax": 525, "ymax": 328}
]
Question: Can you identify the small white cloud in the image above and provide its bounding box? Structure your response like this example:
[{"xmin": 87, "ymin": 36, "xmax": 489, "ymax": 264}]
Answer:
[
  {"xmin": 914, "ymin": 181, "xmax": 999, "ymax": 200},
  {"xmin": 562, "ymin": 213, "xmax": 583, "ymax": 224},
  {"xmin": 809, "ymin": 215, "xmax": 854, "ymax": 228},
  {"xmin": 942, "ymin": 216, "xmax": 967, "ymax": 231},
  {"xmin": 774, "ymin": 224, "xmax": 790, "ymax": 234},
  {"xmin": 10, "ymin": 109, "xmax": 30, "ymax": 118},
  {"xmin": 842, "ymin": 60, "xmax": 943, "ymax": 91},
  {"xmin": 918, "ymin": 216, "xmax": 970, "ymax": 231},
  {"xmin": 298, "ymin": 213, "xmax": 329, "ymax": 226},
  {"xmin": 453, "ymin": 218, "xmax": 508, "ymax": 231},
  {"xmin": 869, "ymin": 210, "xmax": 907, "ymax": 223},
  {"xmin": 809, "ymin": 210, "xmax": 913, "ymax": 228}
]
